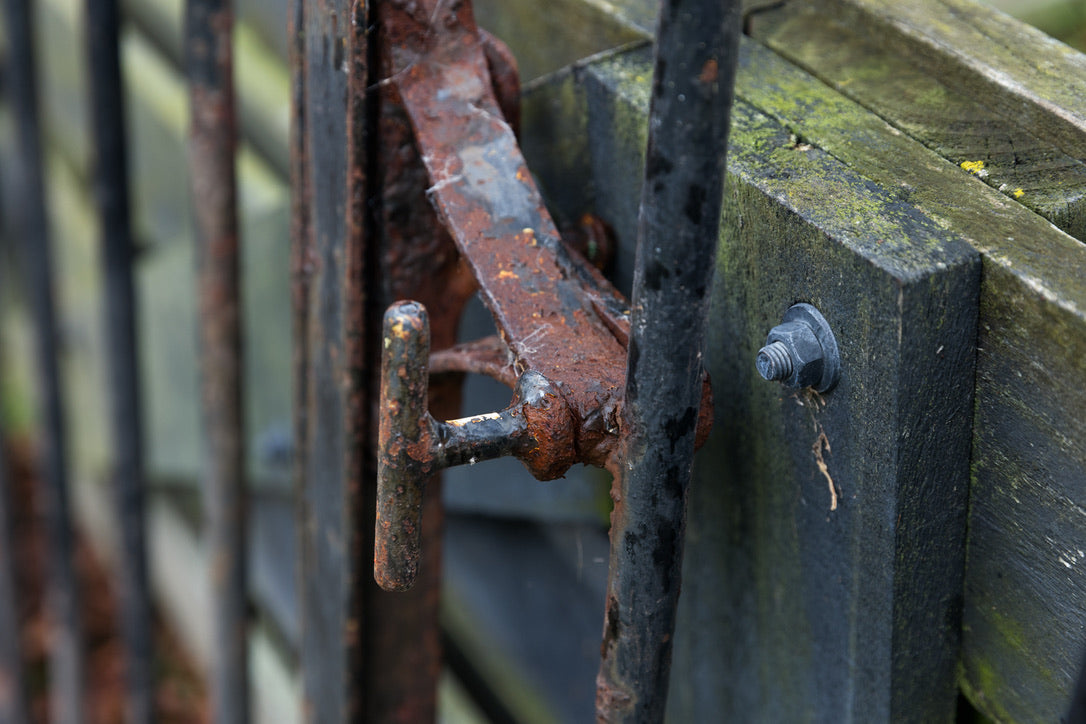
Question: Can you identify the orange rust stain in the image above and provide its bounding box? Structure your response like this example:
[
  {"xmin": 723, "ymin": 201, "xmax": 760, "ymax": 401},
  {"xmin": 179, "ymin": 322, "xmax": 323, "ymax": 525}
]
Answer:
[
  {"xmin": 699, "ymin": 58, "xmax": 719, "ymax": 85},
  {"xmin": 498, "ymin": 270, "xmax": 518, "ymax": 280}
]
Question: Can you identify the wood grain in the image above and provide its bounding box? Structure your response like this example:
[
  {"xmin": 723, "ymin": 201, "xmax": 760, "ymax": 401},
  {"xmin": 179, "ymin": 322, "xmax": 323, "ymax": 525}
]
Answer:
[
  {"xmin": 751, "ymin": 4, "xmax": 1086, "ymax": 242},
  {"xmin": 729, "ymin": 29, "xmax": 1086, "ymax": 723},
  {"xmin": 803, "ymin": 0, "xmax": 1086, "ymax": 160},
  {"xmin": 569, "ymin": 46, "xmax": 979, "ymax": 722}
]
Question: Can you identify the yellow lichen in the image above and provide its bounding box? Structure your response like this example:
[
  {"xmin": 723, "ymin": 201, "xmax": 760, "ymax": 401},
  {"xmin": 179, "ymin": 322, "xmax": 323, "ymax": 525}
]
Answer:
[
  {"xmin": 960, "ymin": 160, "xmax": 986, "ymax": 175},
  {"xmin": 1013, "ymin": 188, "xmax": 1025, "ymax": 198}
]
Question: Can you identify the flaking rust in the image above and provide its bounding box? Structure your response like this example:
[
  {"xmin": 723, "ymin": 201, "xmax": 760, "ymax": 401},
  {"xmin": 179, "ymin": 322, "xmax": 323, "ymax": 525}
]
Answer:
[{"xmin": 374, "ymin": 0, "xmax": 714, "ymax": 591}]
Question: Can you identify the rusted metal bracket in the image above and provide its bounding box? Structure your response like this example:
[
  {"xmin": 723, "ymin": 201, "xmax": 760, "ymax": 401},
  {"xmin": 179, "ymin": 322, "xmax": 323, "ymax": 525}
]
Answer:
[{"xmin": 373, "ymin": 0, "xmax": 713, "ymax": 592}]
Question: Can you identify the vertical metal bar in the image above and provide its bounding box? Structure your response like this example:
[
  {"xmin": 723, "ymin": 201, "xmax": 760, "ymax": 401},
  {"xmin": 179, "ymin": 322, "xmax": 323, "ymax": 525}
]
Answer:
[
  {"xmin": 85, "ymin": 1, "xmax": 155, "ymax": 720},
  {"xmin": 343, "ymin": 2, "xmax": 373, "ymax": 719},
  {"xmin": 184, "ymin": 0, "xmax": 249, "ymax": 721},
  {"xmin": 596, "ymin": 0, "xmax": 741, "ymax": 720},
  {"xmin": 0, "ymin": 157, "xmax": 30, "ymax": 724},
  {"xmin": 0, "ymin": 1, "xmax": 84, "ymax": 721},
  {"xmin": 295, "ymin": 0, "xmax": 350, "ymax": 716},
  {"xmin": 286, "ymin": 0, "xmax": 312, "ymax": 713},
  {"xmin": 0, "ymin": 431, "xmax": 30, "ymax": 724},
  {"xmin": 292, "ymin": 0, "xmax": 450, "ymax": 716}
]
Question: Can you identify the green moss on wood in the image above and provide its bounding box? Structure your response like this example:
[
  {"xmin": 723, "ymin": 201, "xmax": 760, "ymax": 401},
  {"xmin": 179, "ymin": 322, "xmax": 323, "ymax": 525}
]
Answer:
[
  {"xmin": 753, "ymin": 5, "xmax": 1086, "ymax": 242},
  {"xmin": 473, "ymin": 0, "xmax": 648, "ymax": 81},
  {"xmin": 573, "ymin": 46, "xmax": 977, "ymax": 722},
  {"xmin": 805, "ymin": 0, "xmax": 1086, "ymax": 159},
  {"xmin": 732, "ymin": 37, "xmax": 1086, "ymax": 319}
]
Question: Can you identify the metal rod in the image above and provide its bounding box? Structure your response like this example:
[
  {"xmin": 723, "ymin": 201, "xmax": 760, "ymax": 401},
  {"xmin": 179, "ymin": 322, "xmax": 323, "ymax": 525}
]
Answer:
[
  {"xmin": 0, "ymin": 430, "xmax": 30, "ymax": 723},
  {"xmin": 287, "ymin": 0, "xmax": 309, "ymax": 606},
  {"xmin": 343, "ymin": 2, "xmax": 373, "ymax": 717},
  {"xmin": 184, "ymin": 0, "xmax": 249, "ymax": 721},
  {"xmin": 294, "ymin": 0, "xmax": 350, "ymax": 716},
  {"xmin": 596, "ymin": 0, "xmax": 741, "ymax": 719},
  {"xmin": 1, "ymin": 0, "xmax": 85, "ymax": 720},
  {"xmin": 85, "ymin": 0, "xmax": 156, "ymax": 719},
  {"xmin": 0, "ymin": 149, "xmax": 30, "ymax": 724},
  {"xmin": 286, "ymin": 0, "xmax": 314, "ymax": 714}
]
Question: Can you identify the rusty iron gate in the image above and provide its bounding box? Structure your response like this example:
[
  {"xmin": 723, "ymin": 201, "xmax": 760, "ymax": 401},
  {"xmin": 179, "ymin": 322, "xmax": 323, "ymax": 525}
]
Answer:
[{"xmin": 0, "ymin": 0, "xmax": 741, "ymax": 720}]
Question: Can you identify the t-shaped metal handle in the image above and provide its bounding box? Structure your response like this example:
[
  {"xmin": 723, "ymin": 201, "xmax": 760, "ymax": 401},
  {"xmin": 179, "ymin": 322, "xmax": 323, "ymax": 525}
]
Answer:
[{"xmin": 375, "ymin": 300, "xmax": 575, "ymax": 591}]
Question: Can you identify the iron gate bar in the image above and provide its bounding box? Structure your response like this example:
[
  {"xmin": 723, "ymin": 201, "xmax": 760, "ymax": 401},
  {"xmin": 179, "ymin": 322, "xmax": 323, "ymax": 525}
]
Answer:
[
  {"xmin": 285, "ymin": 0, "xmax": 311, "ymax": 709},
  {"xmin": 293, "ymin": 0, "xmax": 353, "ymax": 716},
  {"xmin": 85, "ymin": 0, "xmax": 155, "ymax": 719},
  {"xmin": 183, "ymin": 0, "xmax": 250, "ymax": 720},
  {"xmin": 292, "ymin": 0, "xmax": 452, "ymax": 716},
  {"xmin": 0, "ymin": 412, "xmax": 29, "ymax": 723},
  {"xmin": 366, "ymin": 0, "xmax": 493, "ymax": 711},
  {"xmin": 1, "ymin": 0, "xmax": 85, "ymax": 719},
  {"xmin": 596, "ymin": 0, "xmax": 740, "ymax": 719},
  {"xmin": 371, "ymin": 8, "xmax": 729, "ymax": 717}
]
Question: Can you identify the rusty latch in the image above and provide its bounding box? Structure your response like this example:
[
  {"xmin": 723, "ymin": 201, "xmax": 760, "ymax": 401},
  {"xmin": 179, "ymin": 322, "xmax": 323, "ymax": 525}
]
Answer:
[{"xmin": 373, "ymin": 0, "xmax": 712, "ymax": 591}]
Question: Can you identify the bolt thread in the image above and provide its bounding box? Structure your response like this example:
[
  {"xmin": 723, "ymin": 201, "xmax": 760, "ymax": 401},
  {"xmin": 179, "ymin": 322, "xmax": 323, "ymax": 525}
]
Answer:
[{"xmin": 756, "ymin": 341, "xmax": 793, "ymax": 381}]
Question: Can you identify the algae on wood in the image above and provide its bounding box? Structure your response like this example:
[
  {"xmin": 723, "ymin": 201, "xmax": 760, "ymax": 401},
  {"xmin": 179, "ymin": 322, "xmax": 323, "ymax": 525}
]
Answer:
[
  {"xmin": 793, "ymin": 0, "xmax": 1086, "ymax": 159},
  {"xmin": 750, "ymin": 4, "xmax": 1086, "ymax": 241},
  {"xmin": 725, "ymin": 27, "xmax": 1086, "ymax": 724},
  {"xmin": 562, "ymin": 46, "xmax": 979, "ymax": 722}
]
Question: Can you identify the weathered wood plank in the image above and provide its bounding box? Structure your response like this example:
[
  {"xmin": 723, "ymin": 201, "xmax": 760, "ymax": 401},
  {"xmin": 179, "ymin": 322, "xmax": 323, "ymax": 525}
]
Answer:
[
  {"xmin": 726, "ymin": 32, "xmax": 1086, "ymax": 724},
  {"xmin": 789, "ymin": 0, "xmax": 1086, "ymax": 160},
  {"xmin": 749, "ymin": 3, "xmax": 1086, "ymax": 241},
  {"xmin": 471, "ymin": 0, "xmax": 649, "ymax": 81},
  {"xmin": 962, "ymin": 270, "xmax": 1086, "ymax": 722},
  {"xmin": 729, "ymin": 37, "xmax": 1086, "ymax": 317},
  {"xmin": 569, "ymin": 45, "xmax": 979, "ymax": 722}
]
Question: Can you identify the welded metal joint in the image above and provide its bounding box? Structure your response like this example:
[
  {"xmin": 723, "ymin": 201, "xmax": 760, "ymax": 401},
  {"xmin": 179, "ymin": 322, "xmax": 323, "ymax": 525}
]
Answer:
[
  {"xmin": 373, "ymin": 0, "xmax": 712, "ymax": 596},
  {"xmin": 756, "ymin": 303, "xmax": 840, "ymax": 392},
  {"xmin": 375, "ymin": 302, "xmax": 576, "ymax": 591}
]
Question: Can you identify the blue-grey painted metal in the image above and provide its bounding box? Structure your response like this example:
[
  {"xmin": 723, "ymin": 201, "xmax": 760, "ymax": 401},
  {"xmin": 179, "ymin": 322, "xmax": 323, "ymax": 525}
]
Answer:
[{"xmin": 755, "ymin": 302, "xmax": 840, "ymax": 392}]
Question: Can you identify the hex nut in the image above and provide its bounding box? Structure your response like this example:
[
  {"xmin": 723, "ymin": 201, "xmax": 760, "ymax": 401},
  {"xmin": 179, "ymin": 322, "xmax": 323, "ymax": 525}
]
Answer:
[
  {"xmin": 755, "ymin": 303, "xmax": 840, "ymax": 392},
  {"xmin": 765, "ymin": 321, "xmax": 825, "ymax": 389}
]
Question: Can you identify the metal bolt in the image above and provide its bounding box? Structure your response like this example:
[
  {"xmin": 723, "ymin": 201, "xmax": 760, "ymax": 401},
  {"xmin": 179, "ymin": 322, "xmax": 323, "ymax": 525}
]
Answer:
[
  {"xmin": 756, "ymin": 303, "xmax": 840, "ymax": 392},
  {"xmin": 756, "ymin": 341, "xmax": 793, "ymax": 381}
]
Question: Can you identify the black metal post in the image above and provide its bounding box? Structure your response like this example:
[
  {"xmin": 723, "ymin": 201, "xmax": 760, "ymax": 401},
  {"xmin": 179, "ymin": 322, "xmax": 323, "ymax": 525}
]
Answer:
[
  {"xmin": 1, "ymin": 1, "xmax": 84, "ymax": 721},
  {"xmin": 596, "ymin": 0, "xmax": 741, "ymax": 720},
  {"xmin": 85, "ymin": 1, "xmax": 156, "ymax": 720},
  {"xmin": 184, "ymin": 0, "xmax": 249, "ymax": 721}
]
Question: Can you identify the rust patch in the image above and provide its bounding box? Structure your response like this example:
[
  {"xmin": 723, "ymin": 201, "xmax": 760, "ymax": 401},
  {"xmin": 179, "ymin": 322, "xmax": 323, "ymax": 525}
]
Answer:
[
  {"xmin": 373, "ymin": 0, "xmax": 714, "ymax": 593},
  {"xmin": 698, "ymin": 57, "xmax": 719, "ymax": 85}
]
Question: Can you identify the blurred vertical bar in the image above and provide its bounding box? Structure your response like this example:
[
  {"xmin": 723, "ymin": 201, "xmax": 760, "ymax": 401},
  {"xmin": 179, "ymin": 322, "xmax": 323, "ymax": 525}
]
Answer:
[
  {"xmin": 0, "ymin": 91, "xmax": 30, "ymax": 719},
  {"xmin": 0, "ymin": 0, "xmax": 84, "ymax": 721},
  {"xmin": 85, "ymin": 0, "xmax": 155, "ymax": 720},
  {"xmin": 294, "ymin": 0, "xmax": 352, "ymax": 718},
  {"xmin": 0, "ymin": 367, "xmax": 29, "ymax": 723},
  {"xmin": 287, "ymin": 0, "xmax": 309, "ymax": 617},
  {"xmin": 343, "ymin": 0, "xmax": 374, "ymax": 718},
  {"xmin": 183, "ymin": 0, "xmax": 249, "ymax": 721},
  {"xmin": 595, "ymin": 0, "xmax": 740, "ymax": 720}
]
